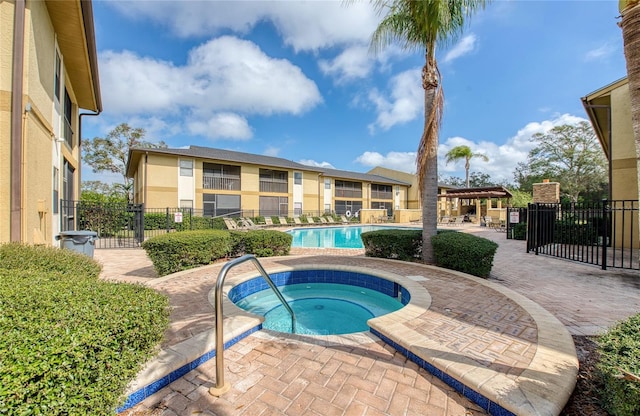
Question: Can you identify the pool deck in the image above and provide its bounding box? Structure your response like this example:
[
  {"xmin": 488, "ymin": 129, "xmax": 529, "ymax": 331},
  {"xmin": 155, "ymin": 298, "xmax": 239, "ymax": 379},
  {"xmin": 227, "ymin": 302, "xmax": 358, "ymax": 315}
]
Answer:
[{"xmin": 96, "ymin": 225, "xmax": 640, "ymax": 416}]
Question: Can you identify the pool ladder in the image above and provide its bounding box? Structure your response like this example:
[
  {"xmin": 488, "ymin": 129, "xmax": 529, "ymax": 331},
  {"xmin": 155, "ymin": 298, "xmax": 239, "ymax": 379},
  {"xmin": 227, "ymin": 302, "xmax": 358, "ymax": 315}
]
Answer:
[{"xmin": 209, "ymin": 254, "xmax": 296, "ymax": 396}]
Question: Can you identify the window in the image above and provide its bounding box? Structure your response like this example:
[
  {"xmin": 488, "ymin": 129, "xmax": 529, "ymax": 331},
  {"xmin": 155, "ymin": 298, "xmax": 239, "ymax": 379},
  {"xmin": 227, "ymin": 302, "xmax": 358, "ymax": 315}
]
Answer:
[
  {"xmin": 180, "ymin": 200, "xmax": 193, "ymax": 209},
  {"xmin": 52, "ymin": 167, "xmax": 59, "ymax": 214},
  {"xmin": 324, "ymin": 178, "xmax": 331, "ymax": 189},
  {"xmin": 334, "ymin": 200, "xmax": 362, "ymax": 215},
  {"xmin": 203, "ymin": 163, "xmax": 240, "ymax": 190},
  {"xmin": 259, "ymin": 169, "xmax": 288, "ymax": 193},
  {"xmin": 203, "ymin": 194, "xmax": 240, "ymax": 217},
  {"xmin": 63, "ymin": 89, "xmax": 73, "ymax": 148},
  {"xmin": 259, "ymin": 196, "xmax": 288, "ymax": 216},
  {"xmin": 294, "ymin": 202, "xmax": 302, "ymax": 216},
  {"xmin": 180, "ymin": 159, "xmax": 193, "ymax": 177},
  {"xmin": 54, "ymin": 51, "xmax": 61, "ymax": 101},
  {"xmin": 324, "ymin": 204, "xmax": 331, "ymax": 213},
  {"xmin": 294, "ymin": 172, "xmax": 302, "ymax": 185},
  {"xmin": 335, "ymin": 180, "xmax": 362, "ymax": 198},
  {"xmin": 371, "ymin": 184, "xmax": 393, "ymax": 199}
]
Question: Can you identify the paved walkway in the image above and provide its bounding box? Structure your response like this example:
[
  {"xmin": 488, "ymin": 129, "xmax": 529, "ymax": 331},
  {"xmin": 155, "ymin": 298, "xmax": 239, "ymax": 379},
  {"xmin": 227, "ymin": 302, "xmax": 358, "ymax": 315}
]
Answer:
[{"xmin": 93, "ymin": 226, "xmax": 639, "ymax": 416}]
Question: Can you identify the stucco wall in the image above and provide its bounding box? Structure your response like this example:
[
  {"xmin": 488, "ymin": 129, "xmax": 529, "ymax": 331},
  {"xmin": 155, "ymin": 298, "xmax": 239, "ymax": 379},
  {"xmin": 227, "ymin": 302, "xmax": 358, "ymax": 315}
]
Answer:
[{"xmin": 610, "ymin": 86, "xmax": 639, "ymax": 201}]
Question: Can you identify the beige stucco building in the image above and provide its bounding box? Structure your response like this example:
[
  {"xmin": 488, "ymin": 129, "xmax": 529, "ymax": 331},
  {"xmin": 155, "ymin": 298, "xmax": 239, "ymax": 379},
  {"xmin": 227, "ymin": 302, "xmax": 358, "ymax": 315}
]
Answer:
[
  {"xmin": 1, "ymin": 0, "xmax": 101, "ymax": 244},
  {"xmin": 582, "ymin": 77, "xmax": 639, "ymax": 248},
  {"xmin": 126, "ymin": 146, "xmax": 412, "ymax": 222}
]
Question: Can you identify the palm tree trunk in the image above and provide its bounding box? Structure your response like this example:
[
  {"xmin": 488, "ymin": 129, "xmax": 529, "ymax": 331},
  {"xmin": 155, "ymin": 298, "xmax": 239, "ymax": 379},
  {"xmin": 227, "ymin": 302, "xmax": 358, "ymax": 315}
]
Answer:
[
  {"xmin": 619, "ymin": 1, "xmax": 640, "ymax": 248},
  {"xmin": 465, "ymin": 157, "xmax": 471, "ymax": 188},
  {"xmin": 418, "ymin": 56, "xmax": 442, "ymax": 264}
]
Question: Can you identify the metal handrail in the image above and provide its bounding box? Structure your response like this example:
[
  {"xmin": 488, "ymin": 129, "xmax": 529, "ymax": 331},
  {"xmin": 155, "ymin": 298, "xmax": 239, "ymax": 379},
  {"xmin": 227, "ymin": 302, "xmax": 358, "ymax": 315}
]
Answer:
[{"xmin": 209, "ymin": 254, "xmax": 296, "ymax": 396}]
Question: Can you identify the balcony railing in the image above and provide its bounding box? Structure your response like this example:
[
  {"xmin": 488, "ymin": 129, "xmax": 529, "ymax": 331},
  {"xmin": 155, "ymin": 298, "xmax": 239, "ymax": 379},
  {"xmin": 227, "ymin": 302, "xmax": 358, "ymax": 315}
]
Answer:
[
  {"xmin": 203, "ymin": 176, "xmax": 240, "ymax": 190},
  {"xmin": 371, "ymin": 191, "xmax": 393, "ymax": 200},
  {"xmin": 335, "ymin": 189, "xmax": 362, "ymax": 198},
  {"xmin": 260, "ymin": 180, "xmax": 288, "ymax": 193}
]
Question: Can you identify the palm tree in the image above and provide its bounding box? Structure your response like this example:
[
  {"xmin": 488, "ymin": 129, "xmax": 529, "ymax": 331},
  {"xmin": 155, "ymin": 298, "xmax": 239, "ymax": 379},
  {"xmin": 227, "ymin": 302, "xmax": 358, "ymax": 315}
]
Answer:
[
  {"xmin": 445, "ymin": 145, "xmax": 489, "ymax": 188},
  {"xmin": 618, "ymin": 0, "xmax": 640, "ymax": 238},
  {"xmin": 368, "ymin": 0, "xmax": 488, "ymax": 263}
]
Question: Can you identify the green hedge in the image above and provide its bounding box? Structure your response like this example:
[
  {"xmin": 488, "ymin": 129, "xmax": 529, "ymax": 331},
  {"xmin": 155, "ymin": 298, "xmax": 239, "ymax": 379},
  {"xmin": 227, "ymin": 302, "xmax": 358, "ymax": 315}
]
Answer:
[
  {"xmin": 432, "ymin": 232, "xmax": 498, "ymax": 278},
  {"xmin": 144, "ymin": 213, "xmax": 225, "ymax": 231},
  {"xmin": 142, "ymin": 229, "xmax": 293, "ymax": 276},
  {"xmin": 362, "ymin": 229, "xmax": 422, "ymax": 261},
  {"xmin": 0, "ymin": 243, "xmax": 169, "ymax": 415},
  {"xmin": 597, "ymin": 313, "xmax": 640, "ymax": 416},
  {"xmin": 141, "ymin": 230, "xmax": 232, "ymax": 276},
  {"xmin": 230, "ymin": 230, "xmax": 292, "ymax": 257}
]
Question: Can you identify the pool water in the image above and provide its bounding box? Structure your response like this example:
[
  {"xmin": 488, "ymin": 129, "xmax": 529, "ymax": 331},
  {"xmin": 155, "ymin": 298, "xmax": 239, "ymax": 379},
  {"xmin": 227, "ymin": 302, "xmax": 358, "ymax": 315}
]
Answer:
[
  {"xmin": 234, "ymin": 283, "xmax": 403, "ymax": 335},
  {"xmin": 287, "ymin": 225, "xmax": 419, "ymax": 249}
]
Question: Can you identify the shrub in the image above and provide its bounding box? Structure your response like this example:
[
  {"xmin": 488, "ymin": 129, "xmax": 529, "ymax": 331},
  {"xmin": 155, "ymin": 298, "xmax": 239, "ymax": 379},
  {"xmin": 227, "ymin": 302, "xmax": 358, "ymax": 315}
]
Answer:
[
  {"xmin": 141, "ymin": 230, "xmax": 232, "ymax": 276},
  {"xmin": 0, "ymin": 243, "xmax": 169, "ymax": 415},
  {"xmin": 597, "ymin": 313, "xmax": 640, "ymax": 416},
  {"xmin": 431, "ymin": 232, "xmax": 498, "ymax": 278},
  {"xmin": 142, "ymin": 229, "xmax": 293, "ymax": 275},
  {"xmin": 362, "ymin": 229, "xmax": 422, "ymax": 261},
  {"xmin": 231, "ymin": 230, "xmax": 292, "ymax": 257},
  {"xmin": 512, "ymin": 222, "xmax": 527, "ymax": 240}
]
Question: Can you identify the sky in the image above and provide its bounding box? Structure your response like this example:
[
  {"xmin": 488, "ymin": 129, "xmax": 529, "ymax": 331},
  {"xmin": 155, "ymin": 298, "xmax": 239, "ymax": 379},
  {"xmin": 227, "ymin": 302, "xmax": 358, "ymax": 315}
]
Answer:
[{"xmin": 83, "ymin": 0, "xmax": 628, "ymax": 186}]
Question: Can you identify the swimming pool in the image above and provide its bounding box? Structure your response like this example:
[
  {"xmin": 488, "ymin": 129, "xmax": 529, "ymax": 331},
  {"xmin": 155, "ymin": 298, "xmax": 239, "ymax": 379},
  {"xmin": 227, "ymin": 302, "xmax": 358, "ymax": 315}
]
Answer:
[
  {"xmin": 287, "ymin": 225, "xmax": 419, "ymax": 248},
  {"xmin": 228, "ymin": 268, "xmax": 411, "ymax": 335},
  {"xmin": 234, "ymin": 283, "xmax": 403, "ymax": 335}
]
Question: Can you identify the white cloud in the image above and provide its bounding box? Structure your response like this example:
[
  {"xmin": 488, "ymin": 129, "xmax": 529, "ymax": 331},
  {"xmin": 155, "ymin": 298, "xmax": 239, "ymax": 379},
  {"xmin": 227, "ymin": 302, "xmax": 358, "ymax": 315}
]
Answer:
[
  {"xmin": 98, "ymin": 37, "xmax": 322, "ymax": 140},
  {"xmin": 263, "ymin": 146, "xmax": 280, "ymax": 157},
  {"xmin": 585, "ymin": 42, "xmax": 617, "ymax": 62},
  {"xmin": 187, "ymin": 113, "xmax": 252, "ymax": 140},
  {"xmin": 354, "ymin": 151, "xmax": 417, "ymax": 173},
  {"xmin": 367, "ymin": 69, "xmax": 423, "ymax": 132},
  {"xmin": 319, "ymin": 45, "xmax": 372, "ymax": 83},
  {"xmin": 299, "ymin": 159, "xmax": 335, "ymax": 169},
  {"xmin": 443, "ymin": 34, "xmax": 477, "ymax": 64},
  {"xmin": 438, "ymin": 113, "xmax": 589, "ymax": 183},
  {"xmin": 109, "ymin": 2, "xmax": 380, "ymax": 52}
]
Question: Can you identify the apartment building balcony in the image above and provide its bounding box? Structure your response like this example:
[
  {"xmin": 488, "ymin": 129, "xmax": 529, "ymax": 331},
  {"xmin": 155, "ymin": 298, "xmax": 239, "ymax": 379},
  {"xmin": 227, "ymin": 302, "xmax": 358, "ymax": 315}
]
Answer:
[{"xmin": 203, "ymin": 176, "xmax": 240, "ymax": 191}]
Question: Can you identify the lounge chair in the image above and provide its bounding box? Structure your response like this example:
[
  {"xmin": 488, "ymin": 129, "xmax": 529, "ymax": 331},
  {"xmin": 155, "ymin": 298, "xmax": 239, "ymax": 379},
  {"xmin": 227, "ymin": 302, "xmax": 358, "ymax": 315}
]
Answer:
[
  {"xmin": 264, "ymin": 217, "xmax": 274, "ymax": 226},
  {"xmin": 340, "ymin": 215, "xmax": 349, "ymax": 224},
  {"xmin": 223, "ymin": 217, "xmax": 238, "ymax": 230},
  {"xmin": 278, "ymin": 216, "xmax": 290, "ymax": 226},
  {"xmin": 437, "ymin": 216, "xmax": 450, "ymax": 226},
  {"xmin": 241, "ymin": 218, "xmax": 261, "ymax": 229},
  {"xmin": 325, "ymin": 216, "xmax": 336, "ymax": 224},
  {"xmin": 450, "ymin": 216, "xmax": 465, "ymax": 226},
  {"xmin": 306, "ymin": 217, "xmax": 315, "ymax": 225},
  {"xmin": 293, "ymin": 217, "xmax": 302, "ymax": 225},
  {"xmin": 318, "ymin": 217, "xmax": 327, "ymax": 224}
]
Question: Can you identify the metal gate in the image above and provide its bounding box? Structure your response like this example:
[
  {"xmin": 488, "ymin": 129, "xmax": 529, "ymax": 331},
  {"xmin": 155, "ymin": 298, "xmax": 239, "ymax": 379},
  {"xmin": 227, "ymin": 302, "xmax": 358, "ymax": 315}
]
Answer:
[
  {"xmin": 526, "ymin": 200, "xmax": 639, "ymax": 270},
  {"xmin": 61, "ymin": 201, "xmax": 144, "ymax": 248}
]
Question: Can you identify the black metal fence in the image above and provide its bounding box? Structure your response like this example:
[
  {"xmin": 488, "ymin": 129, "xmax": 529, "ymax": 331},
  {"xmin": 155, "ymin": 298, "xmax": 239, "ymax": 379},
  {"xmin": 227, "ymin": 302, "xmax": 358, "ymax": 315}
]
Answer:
[
  {"xmin": 526, "ymin": 200, "xmax": 639, "ymax": 270},
  {"xmin": 60, "ymin": 201, "xmax": 359, "ymax": 249},
  {"xmin": 61, "ymin": 201, "xmax": 145, "ymax": 248}
]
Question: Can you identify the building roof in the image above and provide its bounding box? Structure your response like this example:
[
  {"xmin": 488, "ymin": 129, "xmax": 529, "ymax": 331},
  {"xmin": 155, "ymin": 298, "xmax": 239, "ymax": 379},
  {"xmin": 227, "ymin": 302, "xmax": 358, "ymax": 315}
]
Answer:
[
  {"xmin": 126, "ymin": 145, "xmax": 410, "ymax": 185},
  {"xmin": 443, "ymin": 186, "xmax": 513, "ymax": 199},
  {"xmin": 46, "ymin": 0, "xmax": 101, "ymax": 112},
  {"xmin": 581, "ymin": 76, "xmax": 628, "ymax": 159}
]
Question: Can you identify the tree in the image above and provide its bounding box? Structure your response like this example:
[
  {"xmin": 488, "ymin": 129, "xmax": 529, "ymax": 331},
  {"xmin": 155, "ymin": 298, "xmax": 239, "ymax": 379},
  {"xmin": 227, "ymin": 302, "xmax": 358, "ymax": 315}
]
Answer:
[
  {"xmin": 618, "ymin": 0, "xmax": 640, "ymax": 242},
  {"xmin": 439, "ymin": 175, "xmax": 465, "ymax": 187},
  {"xmin": 445, "ymin": 145, "xmax": 489, "ymax": 188},
  {"xmin": 368, "ymin": 0, "xmax": 488, "ymax": 263},
  {"xmin": 83, "ymin": 123, "xmax": 167, "ymax": 203},
  {"xmin": 468, "ymin": 171, "xmax": 494, "ymax": 188},
  {"xmin": 514, "ymin": 122, "xmax": 608, "ymax": 203}
]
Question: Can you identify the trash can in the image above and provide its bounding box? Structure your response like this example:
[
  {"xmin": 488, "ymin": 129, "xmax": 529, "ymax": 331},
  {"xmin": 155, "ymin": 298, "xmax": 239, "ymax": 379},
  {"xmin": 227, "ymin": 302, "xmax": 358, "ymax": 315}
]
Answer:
[{"xmin": 56, "ymin": 231, "xmax": 99, "ymax": 258}]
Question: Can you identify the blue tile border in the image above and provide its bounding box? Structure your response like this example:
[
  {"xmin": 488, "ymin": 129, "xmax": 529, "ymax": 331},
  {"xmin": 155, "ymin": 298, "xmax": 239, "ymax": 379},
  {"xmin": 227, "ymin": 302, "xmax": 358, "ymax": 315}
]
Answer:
[
  {"xmin": 116, "ymin": 325, "xmax": 261, "ymax": 413},
  {"xmin": 369, "ymin": 328, "xmax": 515, "ymax": 416},
  {"xmin": 118, "ymin": 269, "xmax": 410, "ymax": 413},
  {"xmin": 229, "ymin": 269, "xmax": 408, "ymax": 304}
]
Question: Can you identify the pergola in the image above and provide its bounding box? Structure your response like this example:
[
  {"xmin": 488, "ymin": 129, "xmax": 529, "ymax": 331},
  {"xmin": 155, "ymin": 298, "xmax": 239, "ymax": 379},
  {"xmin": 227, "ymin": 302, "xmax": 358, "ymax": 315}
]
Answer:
[{"xmin": 441, "ymin": 186, "xmax": 513, "ymax": 223}]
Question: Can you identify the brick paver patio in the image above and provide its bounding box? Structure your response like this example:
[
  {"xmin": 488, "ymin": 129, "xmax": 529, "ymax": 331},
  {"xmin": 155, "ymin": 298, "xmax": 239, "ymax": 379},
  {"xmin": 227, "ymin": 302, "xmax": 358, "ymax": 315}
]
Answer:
[{"xmin": 93, "ymin": 225, "xmax": 639, "ymax": 416}]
